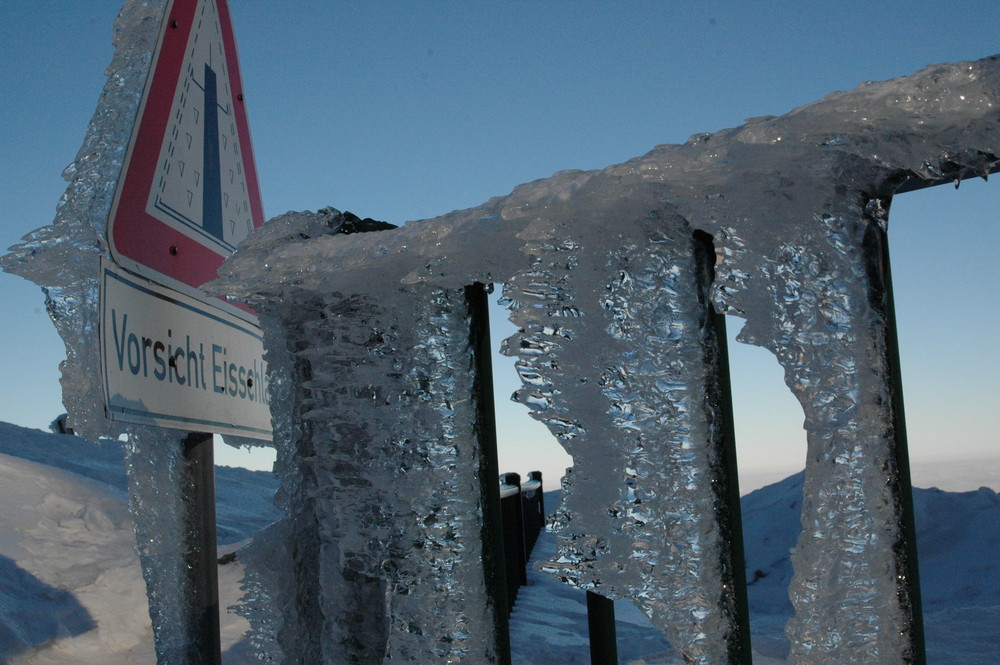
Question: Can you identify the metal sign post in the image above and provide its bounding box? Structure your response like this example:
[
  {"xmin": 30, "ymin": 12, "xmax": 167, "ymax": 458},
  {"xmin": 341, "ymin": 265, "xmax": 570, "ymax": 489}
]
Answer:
[{"xmin": 181, "ymin": 432, "xmax": 222, "ymax": 664}]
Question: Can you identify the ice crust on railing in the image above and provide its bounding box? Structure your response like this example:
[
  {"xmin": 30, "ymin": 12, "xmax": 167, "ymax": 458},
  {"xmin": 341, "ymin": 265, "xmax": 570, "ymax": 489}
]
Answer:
[
  {"xmin": 226, "ymin": 58, "xmax": 999, "ymax": 302},
  {"xmin": 215, "ymin": 209, "xmax": 499, "ymax": 663},
  {"xmin": 221, "ymin": 207, "xmax": 746, "ymax": 662},
  {"xmin": 214, "ymin": 56, "xmax": 998, "ymax": 663},
  {"xmin": 3, "ymin": 6, "xmax": 998, "ymax": 655}
]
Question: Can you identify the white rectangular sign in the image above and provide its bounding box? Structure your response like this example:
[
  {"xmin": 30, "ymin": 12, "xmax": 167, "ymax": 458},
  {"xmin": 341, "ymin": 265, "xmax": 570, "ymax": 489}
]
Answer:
[{"xmin": 100, "ymin": 260, "xmax": 272, "ymax": 440}]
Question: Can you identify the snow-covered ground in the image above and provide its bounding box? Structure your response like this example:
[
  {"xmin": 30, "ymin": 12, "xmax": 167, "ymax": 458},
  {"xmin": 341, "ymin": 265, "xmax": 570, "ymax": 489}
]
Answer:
[
  {"xmin": 0, "ymin": 422, "xmax": 996, "ymax": 663},
  {"xmin": 0, "ymin": 423, "xmax": 277, "ymax": 664}
]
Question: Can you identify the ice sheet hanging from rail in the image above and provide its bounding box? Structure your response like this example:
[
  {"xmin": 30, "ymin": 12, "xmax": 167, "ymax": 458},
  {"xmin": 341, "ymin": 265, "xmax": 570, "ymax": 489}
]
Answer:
[
  {"xmin": 213, "ymin": 55, "xmax": 999, "ymax": 664},
  {"xmin": 497, "ymin": 210, "xmax": 746, "ymax": 663}
]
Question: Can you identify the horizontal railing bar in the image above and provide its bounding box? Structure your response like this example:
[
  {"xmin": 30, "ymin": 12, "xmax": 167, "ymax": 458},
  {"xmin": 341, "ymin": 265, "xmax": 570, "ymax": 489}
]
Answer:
[{"xmin": 894, "ymin": 163, "xmax": 998, "ymax": 194}]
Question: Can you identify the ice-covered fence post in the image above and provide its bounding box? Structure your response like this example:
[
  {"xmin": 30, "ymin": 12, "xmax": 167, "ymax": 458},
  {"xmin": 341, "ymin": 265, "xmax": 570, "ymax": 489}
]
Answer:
[
  {"xmin": 499, "ymin": 204, "xmax": 752, "ymax": 664},
  {"xmin": 212, "ymin": 210, "xmax": 510, "ymax": 664},
  {"xmin": 467, "ymin": 282, "xmax": 515, "ymax": 664},
  {"xmin": 862, "ymin": 213, "xmax": 925, "ymax": 662},
  {"xmin": 692, "ymin": 230, "xmax": 753, "ymax": 662},
  {"xmin": 686, "ymin": 187, "xmax": 934, "ymax": 665},
  {"xmin": 120, "ymin": 426, "xmax": 224, "ymax": 664},
  {"xmin": 771, "ymin": 193, "xmax": 926, "ymax": 665},
  {"xmin": 866, "ymin": 187, "xmax": 947, "ymax": 661}
]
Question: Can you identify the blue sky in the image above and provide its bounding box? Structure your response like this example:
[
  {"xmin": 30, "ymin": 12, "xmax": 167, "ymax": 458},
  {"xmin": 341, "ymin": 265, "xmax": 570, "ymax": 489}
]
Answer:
[{"xmin": 1, "ymin": 1, "xmax": 997, "ymax": 490}]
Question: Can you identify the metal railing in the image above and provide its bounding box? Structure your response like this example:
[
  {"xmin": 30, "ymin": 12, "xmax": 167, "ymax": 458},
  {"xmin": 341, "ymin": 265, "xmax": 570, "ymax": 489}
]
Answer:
[
  {"xmin": 497, "ymin": 471, "xmax": 618, "ymax": 665},
  {"xmin": 498, "ymin": 471, "xmax": 545, "ymax": 614}
]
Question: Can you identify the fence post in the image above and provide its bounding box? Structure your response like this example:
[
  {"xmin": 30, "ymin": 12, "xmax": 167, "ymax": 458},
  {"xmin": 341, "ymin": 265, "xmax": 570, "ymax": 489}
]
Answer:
[
  {"xmin": 781, "ymin": 200, "xmax": 928, "ymax": 664},
  {"xmin": 693, "ymin": 231, "xmax": 753, "ymax": 663},
  {"xmin": 180, "ymin": 431, "xmax": 222, "ymax": 665},
  {"xmin": 520, "ymin": 471, "xmax": 544, "ymax": 556},
  {"xmin": 500, "ymin": 472, "xmax": 526, "ymax": 610},
  {"xmin": 862, "ymin": 218, "xmax": 926, "ymax": 664},
  {"xmin": 586, "ymin": 591, "xmax": 619, "ymax": 665},
  {"xmin": 467, "ymin": 283, "xmax": 513, "ymax": 665},
  {"xmin": 528, "ymin": 471, "xmax": 544, "ymax": 501}
]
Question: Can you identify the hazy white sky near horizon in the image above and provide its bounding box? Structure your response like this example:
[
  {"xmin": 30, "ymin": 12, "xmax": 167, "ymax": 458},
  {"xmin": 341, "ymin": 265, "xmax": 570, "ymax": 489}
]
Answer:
[{"xmin": 1, "ymin": 1, "xmax": 997, "ymax": 492}]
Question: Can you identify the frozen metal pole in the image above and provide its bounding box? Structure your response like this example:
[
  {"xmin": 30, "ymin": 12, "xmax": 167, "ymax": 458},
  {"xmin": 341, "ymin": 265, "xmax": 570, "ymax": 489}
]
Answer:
[
  {"xmin": 783, "ymin": 197, "xmax": 927, "ymax": 665},
  {"xmin": 694, "ymin": 231, "xmax": 753, "ymax": 664},
  {"xmin": 862, "ymin": 217, "xmax": 926, "ymax": 665},
  {"xmin": 467, "ymin": 283, "xmax": 513, "ymax": 665},
  {"xmin": 586, "ymin": 591, "xmax": 618, "ymax": 665},
  {"xmin": 181, "ymin": 431, "xmax": 222, "ymax": 665}
]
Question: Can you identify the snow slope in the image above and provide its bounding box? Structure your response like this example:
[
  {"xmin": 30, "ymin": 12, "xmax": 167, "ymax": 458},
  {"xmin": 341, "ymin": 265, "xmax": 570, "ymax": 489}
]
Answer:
[
  {"xmin": 0, "ymin": 423, "xmax": 279, "ymax": 664},
  {"xmin": 0, "ymin": 423, "xmax": 996, "ymax": 663},
  {"xmin": 0, "ymin": 422, "xmax": 281, "ymax": 546},
  {"xmin": 0, "ymin": 452, "xmax": 156, "ymax": 662}
]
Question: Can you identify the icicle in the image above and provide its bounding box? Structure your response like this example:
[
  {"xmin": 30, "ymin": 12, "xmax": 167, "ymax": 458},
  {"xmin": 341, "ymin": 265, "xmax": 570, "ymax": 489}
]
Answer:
[{"xmin": 0, "ymin": 0, "xmax": 168, "ymax": 442}]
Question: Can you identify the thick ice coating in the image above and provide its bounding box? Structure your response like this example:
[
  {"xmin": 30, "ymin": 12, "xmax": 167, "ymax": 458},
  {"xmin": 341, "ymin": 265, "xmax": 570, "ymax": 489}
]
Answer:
[
  {"xmin": 218, "ymin": 207, "xmax": 750, "ymax": 662},
  {"xmin": 215, "ymin": 56, "xmax": 998, "ymax": 664},
  {"xmin": 498, "ymin": 216, "xmax": 749, "ymax": 663},
  {"xmin": 3, "ymin": 1, "xmax": 998, "ymax": 655},
  {"xmin": 1, "ymin": 0, "xmax": 167, "ymax": 443},
  {"xmin": 216, "ymin": 209, "xmax": 502, "ymax": 663}
]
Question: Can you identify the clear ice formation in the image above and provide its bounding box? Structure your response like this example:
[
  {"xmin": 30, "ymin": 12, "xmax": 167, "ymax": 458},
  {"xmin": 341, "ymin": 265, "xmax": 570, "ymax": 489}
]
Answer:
[
  {"xmin": 501, "ymin": 218, "xmax": 749, "ymax": 662},
  {"xmin": 1, "ymin": 0, "xmax": 997, "ymax": 658},
  {"xmin": 215, "ymin": 208, "xmax": 501, "ymax": 663},
  {"xmin": 1, "ymin": 0, "xmax": 168, "ymax": 444},
  {"xmin": 212, "ymin": 56, "xmax": 998, "ymax": 664},
  {"xmin": 216, "ymin": 208, "xmax": 747, "ymax": 662}
]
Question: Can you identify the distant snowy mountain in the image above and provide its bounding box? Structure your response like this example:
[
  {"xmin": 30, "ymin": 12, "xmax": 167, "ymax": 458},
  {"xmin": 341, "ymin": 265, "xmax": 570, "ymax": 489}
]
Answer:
[
  {"xmin": 737, "ymin": 472, "xmax": 1000, "ymax": 663},
  {"xmin": 509, "ymin": 478, "xmax": 999, "ymax": 664},
  {"xmin": 0, "ymin": 422, "xmax": 996, "ymax": 663},
  {"xmin": 741, "ymin": 471, "xmax": 1000, "ymax": 614}
]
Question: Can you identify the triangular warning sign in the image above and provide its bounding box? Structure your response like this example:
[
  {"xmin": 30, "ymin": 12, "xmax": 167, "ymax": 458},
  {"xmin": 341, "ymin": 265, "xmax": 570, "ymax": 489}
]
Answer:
[{"xmin": 108, "ymin": 0, "xmax": 263, "ymax": 310}]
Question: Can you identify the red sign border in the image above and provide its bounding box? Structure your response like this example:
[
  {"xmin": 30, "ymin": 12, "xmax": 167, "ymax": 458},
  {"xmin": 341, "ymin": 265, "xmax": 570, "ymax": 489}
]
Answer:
[{"xmin": 107, "ymin": 0, "xmax": 264, "ymax": 307}]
